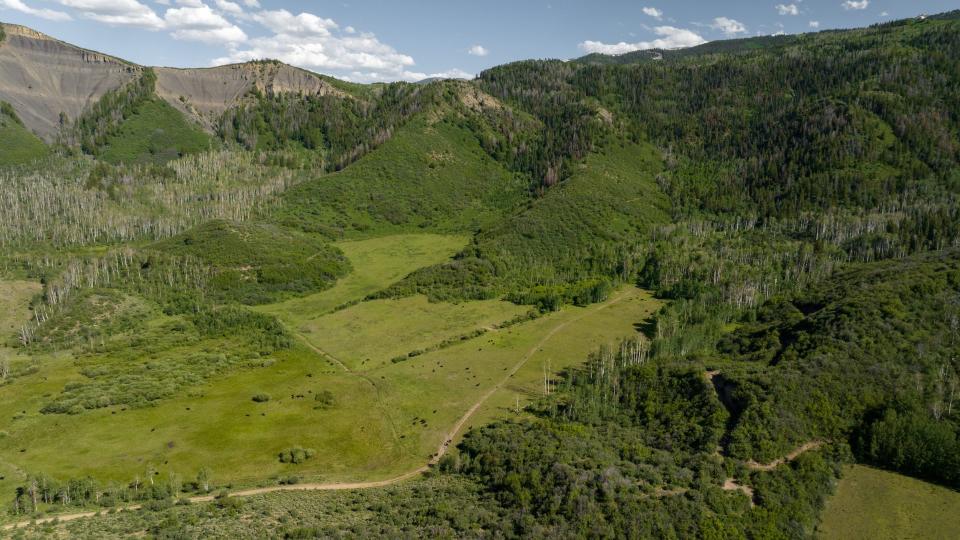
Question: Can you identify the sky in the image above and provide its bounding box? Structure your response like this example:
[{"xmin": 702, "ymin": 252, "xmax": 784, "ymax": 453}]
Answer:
[{"xmin": 0, "ymin": 0, "xmax": 956, "ymax": 82}]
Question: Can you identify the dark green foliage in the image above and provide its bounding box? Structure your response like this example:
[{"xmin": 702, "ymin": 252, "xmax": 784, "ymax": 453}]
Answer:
[
  {"xmin": 860, "ymin": 408, "xmax": 960, "ymax": 486},
  {"xmin": 218, "ymin": 81, "xmax": 440, "ymax": 172},
  {"xmin": 251, "ymin": 393, "xmax": 270, "ymax": 403},
  {"xmin": 149, "ymin": 220, "xmax": 350, "ymax": 305},
  {"xmin": 313, "ymin": 390, "xmax": 335, "ymax": 409},
  {"xmin": 97, "ymin": 98, "xmax": 212, "ymax": 164},
  {"xmin": 381, "ymin": 142, "xmax": 669, "ymax": 302},
  {"xmin": 273, "ymin": 117, "xmax": 526, "ymax": 238},
  {"xmin": 715, "ymin": 250, "xmax": 960, "ymax": 486},
  {"xmin": 575, "ymin": 20, "xmax": 959, "ymax": 218},
  {"xmin": 278, "ymin": 448, "xmax": 316, "ymax": 464},
  {"xmin": 477, "ymin": 61, "xmax": 613, "ymax": 192}
]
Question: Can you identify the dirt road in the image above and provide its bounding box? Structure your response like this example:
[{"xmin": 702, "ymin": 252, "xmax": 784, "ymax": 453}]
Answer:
[{"xmin": 3, "ymin": 291, "xmax": 634, "ymax": 532}]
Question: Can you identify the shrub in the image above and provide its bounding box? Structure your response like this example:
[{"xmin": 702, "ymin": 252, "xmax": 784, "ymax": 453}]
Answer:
[
  {"xmin": 313, "ymin": 390, "xmax": 335, "ymax": 409},
  {"xmin": 252, "ymin": 393, "xmax": 271, "ymax": 403},
  {"xmin": 278, "ymin": 447, "xmax": 316, "ymax": 464}
]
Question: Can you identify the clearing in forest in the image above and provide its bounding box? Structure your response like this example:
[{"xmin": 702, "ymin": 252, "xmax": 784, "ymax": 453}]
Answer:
[
  {"xmin": 0, "ymin": 235, "xmax": 662, "ymax": 494},
  {"xmin": 818, "ymin": 465, "xmax": 960, "ymax": 540}
]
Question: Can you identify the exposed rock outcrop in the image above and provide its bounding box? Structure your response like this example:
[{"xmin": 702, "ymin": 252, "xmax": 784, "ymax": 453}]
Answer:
[
  {"xmin": 154, "ymin": 62, "xmax": 350, "ymax": 129},
  {"xmin": 0, "ymin": 23, "xmax": 139, "ymax": 141},
  {"xmin": 0, "ymin": 23, "xmax": 354, "ymax": 140}
]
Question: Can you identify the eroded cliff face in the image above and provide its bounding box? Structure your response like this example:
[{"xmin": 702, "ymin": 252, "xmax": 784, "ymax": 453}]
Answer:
[
  {"xmin": 0, "ymin": 23, "xmax": 139, "ymax": 141},
  {"xmin": 0, "ymin": 23, "xmax": 354, "ymax": 141},
  {"xmin": 154, "ymin": 62, "xmax": 350, "ymax": 129}
]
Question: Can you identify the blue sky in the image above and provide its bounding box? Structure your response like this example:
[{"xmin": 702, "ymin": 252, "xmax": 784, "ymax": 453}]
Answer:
[{"xmin": 0, "ymin": 0, "xmax": 956, "ymax": 82}]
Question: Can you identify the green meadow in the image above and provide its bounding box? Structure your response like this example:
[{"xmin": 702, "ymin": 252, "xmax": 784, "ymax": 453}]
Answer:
[
  {"xmin": 818, "ymin": 465, "xmax": 960, "ymax": 540},
  {"xmin": 0, "ymin": 234, "xmax": 661, "ymax": 498},
  {"xmin": 0, "ymin": 113, "xmax": 47, "ymax": 167}
]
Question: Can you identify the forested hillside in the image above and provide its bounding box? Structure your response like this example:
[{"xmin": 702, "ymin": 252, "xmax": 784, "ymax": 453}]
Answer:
[{"xmin": 0, "ymin": 11, "xmax": 959, "ymax": 538}]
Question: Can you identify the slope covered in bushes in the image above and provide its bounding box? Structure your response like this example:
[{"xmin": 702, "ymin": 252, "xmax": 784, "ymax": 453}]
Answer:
[{"xmin": 149, "ymin": 220, "xmax": 349, "ymax": 304}]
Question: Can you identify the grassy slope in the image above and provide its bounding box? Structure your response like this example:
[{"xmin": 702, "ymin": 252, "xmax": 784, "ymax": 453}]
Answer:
[
  {"xmin": 0, "ymin": 235, "xmax": 660, "ymax": 494},
  {"xmin": 0, "ymin": 113, "xmax": 47, "ymax": 167},
  {"xmin": 389, "ymin": 140, "xmax": 671, "ymax": 299},
  {"xmin": 98, "ymin": 98, "xmax": 212, "ymax": 164},
  {"xmin": 0, "ymin": 279, "xmax": 38, "ymax": 340},
  {"xmin": 0, "ymin": 279, "xmax": 42, "ymax": 496},
  {"xmin": 818, "ymin": 465, "xmax": 960, "ymax": 539},
  {"xmin": 273, "ymin": 116, "xmax": 527, "ymax": 238}
]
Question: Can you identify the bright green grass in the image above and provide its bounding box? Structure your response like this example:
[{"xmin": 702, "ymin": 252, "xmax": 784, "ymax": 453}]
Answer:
[
  {"xmin": 98, "ymin": 98, "xmax": 212, "ymax": 164},
  {"xmin": 0, "ymin": 236, "xmax": 660, "ymax": 501},
  {"xmin": 370, "ymin": 287, "xmax": 662, "ymax": 456},
  {"xmin": 0, "ymin": 115, "xmax": 47, "ymax": 167},
  {"xmin": 817, "ymin": 465, "xmax": 960, "ymax": 540},
  {"xmin": 258, "ymin": 233, "xmax": 469, "ymax": 321},
  {"xmin": 0, "ymin": 287, "xmax": 659, "ymax": 492},
  {"xmin": 273, "ymin": 117, "xmax": 527, "ymax": 238},
  {"xmin": 298, "ymin": 295, "xmax": 528, "ymax": 371}
]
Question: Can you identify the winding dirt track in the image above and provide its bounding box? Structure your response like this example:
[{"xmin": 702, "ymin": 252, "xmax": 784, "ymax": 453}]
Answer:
[
  {"xmin": 3, "ymin": 291, "xmax": 634, "ymax": 532},
  {"xmin": 745, "ymin": 440, "xmax": 824, "ymax": 471}
]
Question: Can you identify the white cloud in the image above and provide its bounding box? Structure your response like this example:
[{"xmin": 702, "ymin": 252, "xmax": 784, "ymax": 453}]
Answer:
[
  {"xmin": 214, "ymin": 8, "xmax": 456, "ymax": 82},
  {"xmin": 579, "ymin": 26, "xmax": 706, "ymax": 55},
  {"xmin": 880, "ymin": 11, "xmax": 889, "ymax": 17},
  {"xmin": 776, "ymin": 3, "xmax": 799, "ymax": 15},
  {"xmin": 842, "ymin": 0, "xmax": 868, "ymax": 10},
  {"xmin": 809, "ymin": 20, "xmax": 820, "ymax": 28},
  {"xmin": 240, "ymin": 0, "xmax": 256, "ymax": 6},
  {"xmin": 252, "ymin": 9, "xmax": 337, "ymax": 37},
  {"xmin": 0, "ymin": 0, "xmax": 72, "ymax": 21},
  {"xmin": 710, "ymin": 17, "xmax": 746, "ymax": 36},
  {"xmin": 165, "ymin": 4, "xmax": 246, "ymax": 43},
  {"xmin": 642, "ymin": 6, "xmax": 662, "ymax": 20},
  {"xmin": 55, "ymin": 0, "xmax": 165, "ymax": 28},
  {"xmin": 772, "ymin": 30, "xmax": 786, "ymax": 36},
  {"xmin": 357, "ymin": 67, "xmax": 472, "ymax": 84},
  {"xmin": 468, "ymin": 44, "xmax": 488, "ymax": 57},
  {"xmin": 213, "ymin": 0, "xmax": 242, "ymax": 16}
]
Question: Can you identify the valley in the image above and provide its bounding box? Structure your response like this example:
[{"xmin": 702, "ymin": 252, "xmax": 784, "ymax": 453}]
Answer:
[
  {"xmin": 0, "ymin": 8, "xmax": 959, "ymax": 538},
  {"xmin": 0, "ymin": 234, "xmax": 661, "ymax": 503}
]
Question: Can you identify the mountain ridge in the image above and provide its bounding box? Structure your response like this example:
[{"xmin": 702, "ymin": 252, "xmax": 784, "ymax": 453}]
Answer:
[{"xmin": 0, "ymin": 22, "xmax": 367, "ymax": 139}]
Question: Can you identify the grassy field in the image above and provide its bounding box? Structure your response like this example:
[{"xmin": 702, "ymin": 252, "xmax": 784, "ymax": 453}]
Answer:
[
  {"xmin": 818, "ymin": 465, "xmax": 960, "ymax": 539},
  {"xmin": 0, "ymin": 235, "xmax": 662, "ymax": 501},
  {"xmin": 0, "ymin": 114, "xmax": 47, "ymax": 167},
  {"xmin": 0, "ymin": 279, "xmax": 39, "ymax": 339},
  {"xmin": 297, "ymin": 295, "xmax": 528, "ymax": 370},
  {"xmin": 0, "ymin": 279, "xmax": 43, "ymax": 497},
  {"xmin": 258, "ymin": 233, "xmax": 469, "ymax": 320}
]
